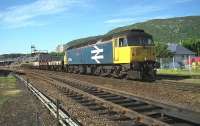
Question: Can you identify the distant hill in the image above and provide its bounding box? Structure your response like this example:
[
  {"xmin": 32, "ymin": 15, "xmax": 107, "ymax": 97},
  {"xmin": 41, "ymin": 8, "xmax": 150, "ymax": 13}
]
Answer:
[
  {"xmin": 107, "ymin": 16, "xmax": 200, "ymax": 43},
  {"xmin": 0, "ymin": 52, "xmax": 63, "ymax": 60},
  {"xmin": 0, "ymin": 54, "xmax": 28, "ymax": 59},
  {"xmin": 65, "ymin": 35, "xmax": 103, "ymax": 49},
  {"xmin": 64, "ymin": 16, "xmax": 200, "ymax": 48}
]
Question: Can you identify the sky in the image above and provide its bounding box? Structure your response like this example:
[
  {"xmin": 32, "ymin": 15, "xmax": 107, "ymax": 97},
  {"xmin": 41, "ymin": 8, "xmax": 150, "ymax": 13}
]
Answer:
[{"xmin": 0, "ymin": 0, "xmax": 200, "ymax": 54}]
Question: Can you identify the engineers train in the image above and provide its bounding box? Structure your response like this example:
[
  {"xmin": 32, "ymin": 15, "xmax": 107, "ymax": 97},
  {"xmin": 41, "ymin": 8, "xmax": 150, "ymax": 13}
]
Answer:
[{"xmin": 32, "ymin": 29, "xmax": 160, "ymax": 81}]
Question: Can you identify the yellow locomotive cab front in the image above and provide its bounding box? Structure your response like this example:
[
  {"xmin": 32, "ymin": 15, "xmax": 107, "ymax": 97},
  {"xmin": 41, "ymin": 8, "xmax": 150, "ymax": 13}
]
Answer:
[
  {"xmin": 112, "ymin": 35, "xmax": 155, "ymax": 63},
  {"xmin": 112, "ymin": 30, "xmax": 159, "ymax": 81},
  {"xmin": 131, "ymin": 46, "xmax": 155, "ymax": 62}
]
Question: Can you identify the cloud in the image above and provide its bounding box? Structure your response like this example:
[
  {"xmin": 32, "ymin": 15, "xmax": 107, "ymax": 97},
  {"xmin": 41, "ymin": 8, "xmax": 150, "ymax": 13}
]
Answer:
[
  {"xmin": 104, "ymin": 15, "xmax": 174, "ymax": 29},
  {"xmin": 104, "ymin": 4, "xmax": 164, "ymax": 25},
  {"xmin": 174, "ymin": 0, "xmax": 193, "ymax": 3},
  {"xmin": 0, "ymin": 0, "xmax": 87, "ymax": 28},
  {"xmin": 7, "ymin": 20, "xmax": 46, "ymax": 29}
]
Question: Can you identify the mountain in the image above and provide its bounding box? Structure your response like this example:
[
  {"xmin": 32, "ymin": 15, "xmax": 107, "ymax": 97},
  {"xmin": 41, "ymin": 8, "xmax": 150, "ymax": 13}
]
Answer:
[
  {"xmin": 0, "ymin": 54, "xmax": 28, "ymax": 59},
  {"xmin": 65, "ymin": 16, "xmax": 200, "ymax": 48},
  {"xmin": 108, "ymin": 16, "xmax": 200, "ymax": 43},
  {"xmin": 65, "ymin": 35, "xmax": 103, "ymax": 49}
]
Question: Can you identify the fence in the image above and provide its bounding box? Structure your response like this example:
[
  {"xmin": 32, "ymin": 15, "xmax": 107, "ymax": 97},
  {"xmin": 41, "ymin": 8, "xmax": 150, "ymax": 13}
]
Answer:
[{"xmin": 157, "ymin": 57, "xmax": 200, "ymax": 70}]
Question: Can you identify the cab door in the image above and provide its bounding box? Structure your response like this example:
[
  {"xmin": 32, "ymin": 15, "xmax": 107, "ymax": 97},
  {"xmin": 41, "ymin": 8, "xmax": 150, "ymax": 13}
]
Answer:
[
  {"xmin": 64, "ymin": 51, "xmax": 68, "ymax": 65},
  {"xmin": 113, "ymin": 36, "xmax": 131, "ymax": 64},
  {"xmin": 113, "ymin": 38, "xmax": 119, "ymax": 61}
]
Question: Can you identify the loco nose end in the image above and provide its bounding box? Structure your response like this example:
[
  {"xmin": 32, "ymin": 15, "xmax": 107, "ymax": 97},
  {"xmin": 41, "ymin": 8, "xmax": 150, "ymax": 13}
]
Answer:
[{"xmin": 131, "ymin": 46, "xmax": 155, "ymax": 62}]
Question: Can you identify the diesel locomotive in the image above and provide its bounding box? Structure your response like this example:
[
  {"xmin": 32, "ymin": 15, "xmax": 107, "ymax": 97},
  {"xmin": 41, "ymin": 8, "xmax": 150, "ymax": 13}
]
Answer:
[
  {"xmin": 32, "ymin": 29, "xmax": 159, "ymax": 81},
  {"xmin": 62, "ymin": 29, "xmax": 159, "ymax": 81}
]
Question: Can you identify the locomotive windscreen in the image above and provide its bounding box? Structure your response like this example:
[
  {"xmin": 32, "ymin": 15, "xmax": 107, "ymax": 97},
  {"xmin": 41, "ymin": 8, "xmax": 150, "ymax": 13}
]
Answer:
[{"xmin": 127, "ymin": 36, "xmax": 153, "ymax": 46}]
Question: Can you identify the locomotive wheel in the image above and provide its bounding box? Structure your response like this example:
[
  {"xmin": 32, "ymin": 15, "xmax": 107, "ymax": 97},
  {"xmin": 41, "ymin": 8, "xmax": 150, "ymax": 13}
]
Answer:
[
  {"xmin": 148, "ymin": 70, "xmax": 156, "ymax": 81},
  {"xmin": 142, "ymin": 70, "xmax": 156, "ymax": 82}
]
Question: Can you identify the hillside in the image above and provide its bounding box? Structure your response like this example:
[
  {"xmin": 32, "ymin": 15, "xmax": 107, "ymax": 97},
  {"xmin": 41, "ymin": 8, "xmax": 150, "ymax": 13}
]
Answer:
[
  {"xmin": 0, "ymin": 54, "xmax": 29, "ymax": 59},
  {"xmin": 107, "ymin": 16, "xmax": 200, "ymax": 43},
  {"xmin": 65, "ymin": 35, "xmax": 103, "ymax": 49},
  {"xmin": 65, "ymin": 16, "xmax": 200, "ymax": 48}
]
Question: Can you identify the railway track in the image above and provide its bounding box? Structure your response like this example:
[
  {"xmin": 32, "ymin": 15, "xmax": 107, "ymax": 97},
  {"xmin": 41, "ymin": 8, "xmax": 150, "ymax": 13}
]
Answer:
[
  {"xmin": 36, "ymin": 70, "xmax": 200, "ymax": 93},
  {"xmin": 154, "ymin": 80, "xmax": 200, "ymax": 93},
  {"xmin": 28, "ymin": 73, "xmax": 163, "ymax": 126},
  {"xmin": 26, "ymin": 71, "xmax": 200, "ymax": 126}
]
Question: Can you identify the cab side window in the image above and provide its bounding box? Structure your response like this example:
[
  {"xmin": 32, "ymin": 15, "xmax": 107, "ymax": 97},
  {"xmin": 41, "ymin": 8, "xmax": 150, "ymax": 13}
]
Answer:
[{"xmin": 119, "ymin": 37, "xmax": 127, "ymax": 47}]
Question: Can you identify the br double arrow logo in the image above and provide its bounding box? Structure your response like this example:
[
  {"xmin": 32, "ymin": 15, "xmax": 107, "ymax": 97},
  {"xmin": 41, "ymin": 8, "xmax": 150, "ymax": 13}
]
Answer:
[{"xmin": 91, "ymin": 45, "xmax": 104, "ymax": 63}]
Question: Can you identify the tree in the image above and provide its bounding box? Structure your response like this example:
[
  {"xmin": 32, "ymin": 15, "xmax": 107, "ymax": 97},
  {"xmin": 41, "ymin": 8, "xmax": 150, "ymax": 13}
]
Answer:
[
  {"xmin": 155, "ymin": 42, "xmax": 173, "ymax": 58},
  {"xmin": 182, "ymin": 38, "xmax": 200, "ymax": 56},
  {"xmin": 49, "ymin": 52, "xmax": 64, "ymax": 59}
]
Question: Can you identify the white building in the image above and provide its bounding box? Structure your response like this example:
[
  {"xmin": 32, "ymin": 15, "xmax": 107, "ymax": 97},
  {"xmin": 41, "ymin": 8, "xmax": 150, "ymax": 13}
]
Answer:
[
  {"xmin": 168, "ymin": 43, "xmax": 195, "ymax": 62},
  {"xmin": 167, "ymin": 43, "xmax": 195, "ymax": 68}
]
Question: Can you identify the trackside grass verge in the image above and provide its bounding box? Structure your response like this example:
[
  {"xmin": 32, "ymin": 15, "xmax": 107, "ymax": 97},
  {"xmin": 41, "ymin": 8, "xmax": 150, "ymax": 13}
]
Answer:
[
  {"xmin": 0, "ymin": 76, "xmax": 20, "ymax": 109},
  {"xmin": 157, "ymin": 69, "xmax": 200, "ymax": 76}
]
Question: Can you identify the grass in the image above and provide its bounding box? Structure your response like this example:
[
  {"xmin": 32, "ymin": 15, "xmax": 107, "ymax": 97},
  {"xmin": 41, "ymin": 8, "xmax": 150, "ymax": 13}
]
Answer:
[
  {"xmin": 0, "ymin": 76, "xmax": 16, "ymax": 88},
  {"xmin": 157, "ymin": 69, "xmax": 200, "ymax": 76},
  {"xmin": 0, "ymin": 96, "xmax": 9, "ymax": 105},
  {"xmin": 0, "ymin": 76, "xmax": 20, "ymax": 109}
]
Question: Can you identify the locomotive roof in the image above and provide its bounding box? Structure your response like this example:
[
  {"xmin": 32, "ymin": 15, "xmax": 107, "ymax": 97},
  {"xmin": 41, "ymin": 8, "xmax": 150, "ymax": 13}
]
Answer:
[{"xmin": 66, "ymin": 29, "xmax": 150, "ymax": 49}]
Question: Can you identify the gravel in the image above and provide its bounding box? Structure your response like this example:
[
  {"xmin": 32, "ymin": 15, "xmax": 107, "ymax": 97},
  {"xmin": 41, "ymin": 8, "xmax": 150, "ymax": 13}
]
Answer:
[{"xmin": 23, "ymin": 74, "xmax": 118, "ymax": 126}]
